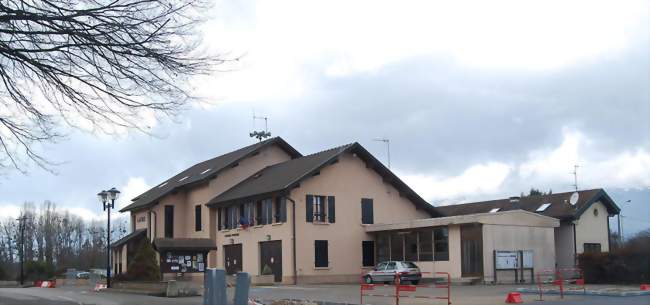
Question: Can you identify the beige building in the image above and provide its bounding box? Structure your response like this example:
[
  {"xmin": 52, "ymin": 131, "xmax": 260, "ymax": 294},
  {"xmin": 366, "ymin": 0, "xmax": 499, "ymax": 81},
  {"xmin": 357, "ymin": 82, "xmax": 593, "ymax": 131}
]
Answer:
[{"xmin": 112, "ymin": 137, "xmax": 619, "ymax": 284}]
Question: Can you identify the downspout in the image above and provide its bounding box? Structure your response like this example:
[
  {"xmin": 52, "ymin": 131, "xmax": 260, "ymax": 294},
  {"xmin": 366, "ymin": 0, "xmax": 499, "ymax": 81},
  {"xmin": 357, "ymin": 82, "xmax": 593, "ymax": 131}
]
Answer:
[
  {"xmin": 572, "ymin": 221, "xmax": 577, "ymax": 267},
  {"xmin": 286, "ymin": 196, "xmax": 298, "ymax": 285}
]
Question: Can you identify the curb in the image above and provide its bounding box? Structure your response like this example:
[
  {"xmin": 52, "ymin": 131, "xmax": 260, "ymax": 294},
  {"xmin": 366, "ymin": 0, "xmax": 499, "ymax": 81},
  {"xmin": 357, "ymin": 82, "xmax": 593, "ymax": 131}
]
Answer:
[{"xmin": 516, "ymin": 287, "xmax": 650, "ymax": 297}]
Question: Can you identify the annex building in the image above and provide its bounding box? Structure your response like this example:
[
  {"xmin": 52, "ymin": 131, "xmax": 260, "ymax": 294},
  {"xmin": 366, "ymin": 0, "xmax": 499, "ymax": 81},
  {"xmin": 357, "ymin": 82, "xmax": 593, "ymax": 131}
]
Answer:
[{"xmin": 112, "ymin": 137, "xmax": 620, "ymax": 284}]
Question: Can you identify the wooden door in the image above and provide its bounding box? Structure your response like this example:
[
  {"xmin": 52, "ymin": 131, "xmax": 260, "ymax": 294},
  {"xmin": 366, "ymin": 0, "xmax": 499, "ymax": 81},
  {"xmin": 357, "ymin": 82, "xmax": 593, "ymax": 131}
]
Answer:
[
  {"xmin": 461, "ymin": 224, "xmax": 483, "ymax": 277},
  {"xmin": 259, "ymin": 241, "xmax": 282, "ymax": 282},
  {"xmin": 224, "ymin": 244, "xmax": 243, "ymax": 275}
]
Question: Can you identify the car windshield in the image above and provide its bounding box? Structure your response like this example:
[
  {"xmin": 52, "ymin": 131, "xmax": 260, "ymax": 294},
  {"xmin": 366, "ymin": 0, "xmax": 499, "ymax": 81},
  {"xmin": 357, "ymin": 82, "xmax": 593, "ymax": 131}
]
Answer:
[{"xmin": 402, "ymin": 262, "xmax": 418, "ymax": 268}]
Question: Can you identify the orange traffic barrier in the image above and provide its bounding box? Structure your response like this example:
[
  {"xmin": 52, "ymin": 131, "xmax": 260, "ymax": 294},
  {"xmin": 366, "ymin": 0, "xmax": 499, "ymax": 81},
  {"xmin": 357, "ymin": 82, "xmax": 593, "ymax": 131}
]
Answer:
[
  {"xmin": 359, "ymin": 271, "xmax": 451, "ymax": 305},
  {"xmin": 505, "ymin": 292, "xmax": 523, "ymax": 303},
  {"xmin": 536, "ymin": 267, "xmax": 586, "ymax": 300}
]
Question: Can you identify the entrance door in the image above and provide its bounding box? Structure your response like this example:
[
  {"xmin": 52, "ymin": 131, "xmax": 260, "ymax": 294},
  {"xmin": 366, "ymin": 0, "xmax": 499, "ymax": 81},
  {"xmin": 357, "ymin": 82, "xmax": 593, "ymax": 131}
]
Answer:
[
  {"xmin": 461, "ymin": 224, "xmax": 483, "ymax": 277},
  {"xmin": 259, "ymin": 241, "xmax": 282, "ymax": 282},
  {"xmin": 224, "ymin": 244, "xmax": 243, "ymax": 275}
]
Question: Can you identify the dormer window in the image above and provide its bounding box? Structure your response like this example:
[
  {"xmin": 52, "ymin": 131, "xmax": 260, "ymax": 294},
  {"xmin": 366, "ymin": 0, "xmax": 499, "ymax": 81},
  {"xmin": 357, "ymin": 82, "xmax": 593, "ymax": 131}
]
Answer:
[
  {"xmin": 536, "ymin": 203, "xmax": 552, "ymax": 212},
  {"xmin": 158, "ymin": 181, "xmax": 168, "ymax": 188},
  {"xmin": 489, "ymin": 208, "xmax": 500, "ymax": 213},
  {"xmin": 178, "ymin": 176, "xmax": 189, "ymax": 182},
  {"xmin": 200, "ymin": 168, "xmax": 212, "ymax": 175}
]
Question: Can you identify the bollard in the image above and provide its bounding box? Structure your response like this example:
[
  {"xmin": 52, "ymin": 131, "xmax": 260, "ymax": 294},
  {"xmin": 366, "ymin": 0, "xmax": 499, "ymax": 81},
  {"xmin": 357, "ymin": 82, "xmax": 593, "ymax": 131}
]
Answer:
[
  {"xmin": 204, "ymin": 269, "xmax": 228, "ymax": 305},
  {"xmin": 233, "ymin": 272, "xmax": 251, "ymax": 305},
  {"xmin": 203, "ymin": 269, "xmax": 213, "ymax": 305},
  {"xmin": 214, "ymin": 269, "xmax": 227, "ymax": 305}
]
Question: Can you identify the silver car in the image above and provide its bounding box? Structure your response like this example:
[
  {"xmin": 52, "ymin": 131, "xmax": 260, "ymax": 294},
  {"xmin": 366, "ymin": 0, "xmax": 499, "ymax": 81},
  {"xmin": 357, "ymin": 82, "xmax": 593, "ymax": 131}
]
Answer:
[{"xmin": 363, "ymin": 261, "xmax": 422, "ymax": 285}]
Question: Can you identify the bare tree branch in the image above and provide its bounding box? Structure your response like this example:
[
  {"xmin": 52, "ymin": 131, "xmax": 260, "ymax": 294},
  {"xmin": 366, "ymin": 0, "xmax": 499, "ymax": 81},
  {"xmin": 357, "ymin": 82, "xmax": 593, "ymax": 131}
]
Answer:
[{"xmin": 0, "ymin": 0, "xmax": 227, "ymax": 172}]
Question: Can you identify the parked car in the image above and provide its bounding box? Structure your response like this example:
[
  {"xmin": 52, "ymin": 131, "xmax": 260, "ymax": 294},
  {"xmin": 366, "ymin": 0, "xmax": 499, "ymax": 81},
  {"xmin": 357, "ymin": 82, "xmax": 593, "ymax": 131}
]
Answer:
[
  {"xmin": 363, "ymin": 261, "xmax": 422, "ymax": 285},
  {"xmin": 75, "ymin": 271, "xmax": 90, "ymax": 279}
]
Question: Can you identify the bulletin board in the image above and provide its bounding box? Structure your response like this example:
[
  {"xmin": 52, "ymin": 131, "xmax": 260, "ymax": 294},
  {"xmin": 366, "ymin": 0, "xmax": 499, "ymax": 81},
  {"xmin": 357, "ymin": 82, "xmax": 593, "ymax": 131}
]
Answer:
[{"xmin": 159, "ymin": 251, "xmax": 207, "ymax": 273}]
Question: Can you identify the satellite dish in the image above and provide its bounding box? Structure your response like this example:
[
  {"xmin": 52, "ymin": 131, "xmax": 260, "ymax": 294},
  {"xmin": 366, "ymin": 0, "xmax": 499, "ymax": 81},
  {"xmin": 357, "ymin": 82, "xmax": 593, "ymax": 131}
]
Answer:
[{"xmin": 569, "ymin": 192, "xmax": 580, "ymax": 205}]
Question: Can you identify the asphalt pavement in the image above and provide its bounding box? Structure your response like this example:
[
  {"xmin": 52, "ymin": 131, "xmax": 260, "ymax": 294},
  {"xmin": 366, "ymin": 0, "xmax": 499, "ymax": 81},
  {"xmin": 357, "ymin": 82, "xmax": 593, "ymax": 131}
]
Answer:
[{"xmin": 0, "ymin": 284, "xmax": 648, "ymax": 305}]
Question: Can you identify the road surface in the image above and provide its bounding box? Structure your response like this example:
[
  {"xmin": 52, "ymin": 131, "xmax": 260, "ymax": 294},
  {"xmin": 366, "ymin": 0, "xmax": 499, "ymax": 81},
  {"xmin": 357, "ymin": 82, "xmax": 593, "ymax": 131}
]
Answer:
[{"xmin": 0, "ymin": 285, "xmax": 648, "ymax": 305}]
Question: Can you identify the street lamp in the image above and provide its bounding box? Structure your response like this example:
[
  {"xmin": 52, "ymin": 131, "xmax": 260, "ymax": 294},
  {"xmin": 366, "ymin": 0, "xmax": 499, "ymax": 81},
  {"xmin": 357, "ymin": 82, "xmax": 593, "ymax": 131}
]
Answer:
[
  {"xmin": 98, "ymin": 187, "xmax": 120, "ymax": 288},
  {"xmin": 16, "ymin": 215, "xmax": 29, "ymax": 286}
]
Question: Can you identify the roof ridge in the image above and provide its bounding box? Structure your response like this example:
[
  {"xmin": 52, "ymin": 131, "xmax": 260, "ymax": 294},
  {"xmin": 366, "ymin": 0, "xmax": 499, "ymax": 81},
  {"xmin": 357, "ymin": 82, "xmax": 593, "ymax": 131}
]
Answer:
[{"xmin": 301, "ymin": 142, "xmax": 356, "ymax": 157}]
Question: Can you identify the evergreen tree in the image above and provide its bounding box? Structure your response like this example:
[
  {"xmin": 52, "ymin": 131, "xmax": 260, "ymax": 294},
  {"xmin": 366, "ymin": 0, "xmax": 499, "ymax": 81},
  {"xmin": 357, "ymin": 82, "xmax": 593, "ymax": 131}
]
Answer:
[{"xmin": 126, "ymin": 240, "xmax": 161, "ymax": 281}]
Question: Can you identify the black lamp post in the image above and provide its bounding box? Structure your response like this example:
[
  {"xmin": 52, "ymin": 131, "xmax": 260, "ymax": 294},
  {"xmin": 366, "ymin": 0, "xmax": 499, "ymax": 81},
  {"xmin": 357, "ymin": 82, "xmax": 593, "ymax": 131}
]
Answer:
[
  {"xmin": 16, "ymin": 215, "xmax": 29, "ymax": 286},
  {"xmin": 98, "ymin": 187, "xmax": 120, "ymax": 288}
]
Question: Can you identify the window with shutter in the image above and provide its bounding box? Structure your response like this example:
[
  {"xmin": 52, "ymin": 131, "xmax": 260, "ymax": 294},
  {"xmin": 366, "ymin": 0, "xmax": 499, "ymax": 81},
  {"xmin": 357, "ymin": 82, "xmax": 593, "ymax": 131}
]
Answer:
[
  {"xmin": 361, "ymin": 198, "xmax": 374, "ymax": 224},
  {"xmin": 306, "ymin": 195, "xmax": 314, "ymax": 222},
  {"xmin": 314, "ymin": 240, "xmax": 328, "ymax": 267},
  {"xmin": 327, "ymin": 196, "xmax": 335, "ymax": 223},
  {"xmin": 362, "ymin": 241, "xmax": 375, "ymax": 267},
  {"xmin": 279, "ymin": 197, "xmax": 287, "ymax": 222},
  {"xmin": 164, "ymin": 205, "xmax": 174, "ymax": 238},
  {"xmin": 195, "ymin": 205, "xmax": 202, "ymax": 232}
]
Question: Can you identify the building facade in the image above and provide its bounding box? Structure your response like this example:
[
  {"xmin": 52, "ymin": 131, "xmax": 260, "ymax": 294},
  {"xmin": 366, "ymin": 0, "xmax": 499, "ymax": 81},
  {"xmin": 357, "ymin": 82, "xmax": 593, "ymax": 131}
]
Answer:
[{"xmin": 112, "ymin": 137, "xmax": 619, "ymax": 284}]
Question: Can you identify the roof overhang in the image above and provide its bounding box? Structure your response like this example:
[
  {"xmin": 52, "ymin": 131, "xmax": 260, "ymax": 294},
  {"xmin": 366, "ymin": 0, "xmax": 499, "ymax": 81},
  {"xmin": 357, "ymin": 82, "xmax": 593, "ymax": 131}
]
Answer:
[
  {"xmin": 111, "ymin": 229, "xmax": 147, "ymax": 249},
  {"xmin": 574, "ymin": 189, "xmax": 621, "ymax": 218},
  {"xmin": 207, "ymin": 142, "xmax": 441, "ymax": 218},
  {"xmin": 120, "ymin": 137, "xmax": 302, "ymax": 213},
  {"xmin": 365, "ymin": 210, "xmax": 560, "ymax": 233},
  {"xmin": 152, "ymin": 238, "xmax": 218, "ymax": 252}
]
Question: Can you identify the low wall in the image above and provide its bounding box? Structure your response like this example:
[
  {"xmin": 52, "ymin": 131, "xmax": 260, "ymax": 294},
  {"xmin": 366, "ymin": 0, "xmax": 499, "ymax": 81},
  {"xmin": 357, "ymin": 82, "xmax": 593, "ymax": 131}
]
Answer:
[
  {"xmin": 55, "ymin": 278, "xmax": 91, "ymax": 286},
  {"xmin": 111, "ymin": 280, "xmax": 202, "ymax": 297},
  {"xmin": 0, "ymin": 280, "xmax": 19, "ymax": 287}
]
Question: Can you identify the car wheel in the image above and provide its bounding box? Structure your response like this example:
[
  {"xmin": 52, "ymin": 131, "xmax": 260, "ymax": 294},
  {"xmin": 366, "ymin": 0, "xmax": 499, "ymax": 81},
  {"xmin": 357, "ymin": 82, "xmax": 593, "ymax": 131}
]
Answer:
[
  {"xmin": 412, "ymin": 280, "xmax": 419, "ymax": 285},
  {"xmin": 364, "ymin": 276, "xmax": 373, "ymax": 284}
]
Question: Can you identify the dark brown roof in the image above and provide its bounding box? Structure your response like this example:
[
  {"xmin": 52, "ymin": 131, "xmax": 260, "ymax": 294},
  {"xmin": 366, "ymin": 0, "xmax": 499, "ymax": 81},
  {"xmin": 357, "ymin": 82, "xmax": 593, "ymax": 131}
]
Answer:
[
  {"xmin": 153, "ymin": 238, "xmax": 218, "ymax": 251},
  {"xmin": 207, "ymin": 142, "xmax": 441, "ymax": 217},
  {"xmin": 111, "ymin": 229, "xmax": 147, "ymax": 249},
  {"xmin": 435, "ymin": 188, "xmax": 620, "ymax": 220},
  {"xmin": 120, "ymin": 137, "xmax": 301, "ymax": 212}
]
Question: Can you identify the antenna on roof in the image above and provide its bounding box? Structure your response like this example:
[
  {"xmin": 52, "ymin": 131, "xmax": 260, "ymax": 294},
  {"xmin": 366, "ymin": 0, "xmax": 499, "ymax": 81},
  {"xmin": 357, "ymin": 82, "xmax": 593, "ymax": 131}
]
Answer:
[
  {"xmin": 250, "ymin": 110, "xmax": 272, "ymax": 142},
  {"xmin": 372, "ymin": 137, "xmax": 391, "ymax": 168},
  {"xmin": 570, "ymin": 164, "xmax": 579, "ymax": 191}
]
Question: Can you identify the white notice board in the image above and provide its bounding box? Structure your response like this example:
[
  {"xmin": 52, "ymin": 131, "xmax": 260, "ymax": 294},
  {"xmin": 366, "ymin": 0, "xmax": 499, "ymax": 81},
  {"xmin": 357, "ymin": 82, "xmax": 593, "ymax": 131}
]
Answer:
[
  {"xmin": 495, "ymin": 251, "xmax": 519, "ymax": 269},
  {"xmin": 522, "ymin": 250, "xmax": 534, "ymax": 268}
]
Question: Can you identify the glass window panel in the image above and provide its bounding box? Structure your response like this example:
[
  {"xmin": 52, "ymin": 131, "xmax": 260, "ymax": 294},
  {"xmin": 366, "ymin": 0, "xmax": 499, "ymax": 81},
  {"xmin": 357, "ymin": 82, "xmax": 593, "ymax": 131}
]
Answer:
[
  {"xmin": 377, "ymin": 233, "xmax": 390, "ymax": 263},
  {"xmin": 418, "ymin": 230, "xmax": 433, "ymax": 261},
  {"xmin": 405, "ymin": 232, "xmax": 418, "ymax": 261},
  {"xmin": 434, "ymin": 227, "xmax": 449, "ymax": 261},
  {"xmin": 390, "ymin": 233, "xmax": 404, "ymax": 261}
]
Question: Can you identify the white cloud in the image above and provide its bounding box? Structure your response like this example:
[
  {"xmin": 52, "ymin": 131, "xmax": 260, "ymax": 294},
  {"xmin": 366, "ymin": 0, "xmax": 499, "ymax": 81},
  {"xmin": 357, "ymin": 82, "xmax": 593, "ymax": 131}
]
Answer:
[
  {"xmin": 198, "ymin": 0, "xmax": 647, "ymax": 104},
  {"xmin": 399, "ymin": 162, "xmax": 512, "ymax": 204},
  {"xmin": 400, "ymin": 128, "xmax": 650, "ymax": 204},
  {"xmin": 0, "ymin": 204, "xmax": 22, "ymax": 219},
  {"xmin": 0, "ymin": 203, "xmax": 108, "ymax": 221},
  {"xmin": 116, "ymin": 177, "xmax": 150, "ymax": 210},
  {"xmin": 518, "ymin": 129, "xmax": 650, "ymax": 190}
]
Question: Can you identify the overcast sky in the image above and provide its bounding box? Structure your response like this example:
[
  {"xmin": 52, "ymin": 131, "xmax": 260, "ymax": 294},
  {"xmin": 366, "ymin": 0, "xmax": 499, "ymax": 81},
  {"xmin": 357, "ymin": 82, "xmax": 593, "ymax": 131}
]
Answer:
[{"xmin": 1, "ymin": 0, "xmax": 648, "ymax": 235}]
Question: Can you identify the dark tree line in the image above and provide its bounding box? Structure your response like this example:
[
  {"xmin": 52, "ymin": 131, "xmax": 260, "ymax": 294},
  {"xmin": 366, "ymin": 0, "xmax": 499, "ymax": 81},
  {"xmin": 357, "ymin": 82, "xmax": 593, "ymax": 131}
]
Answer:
[
  {"xmin": 0, "ymin": 0, "xmax": 225, "ymax": 172},
  {"xmin": 0, "ymin": 201, "xmax": 127, "ymax": 280}
]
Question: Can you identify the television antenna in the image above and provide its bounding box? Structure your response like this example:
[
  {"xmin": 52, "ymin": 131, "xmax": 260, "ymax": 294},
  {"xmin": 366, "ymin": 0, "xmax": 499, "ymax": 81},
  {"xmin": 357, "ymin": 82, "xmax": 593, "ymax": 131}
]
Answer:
[
  {"xmin": 373, "ymin": 138, "xmax": 391, "ymax": 168},
  {"xmin": 249, "ymin": 111, "xmax": 272, "ymax": 142},
  {"xmin": 570, "ymin": 164, "xmax": 579, "ymax": 191}
]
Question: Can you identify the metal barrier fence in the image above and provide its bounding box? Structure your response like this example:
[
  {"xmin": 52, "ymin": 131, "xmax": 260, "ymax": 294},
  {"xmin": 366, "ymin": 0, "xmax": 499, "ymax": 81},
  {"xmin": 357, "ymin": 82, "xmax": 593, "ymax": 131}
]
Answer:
[
  {"xmin": 535, "ymin": 267, "xmax": 585, "ymax": 300},
  {"xmin": 359, "ymin": 271, "xmax": 451, "ymax": 305}
]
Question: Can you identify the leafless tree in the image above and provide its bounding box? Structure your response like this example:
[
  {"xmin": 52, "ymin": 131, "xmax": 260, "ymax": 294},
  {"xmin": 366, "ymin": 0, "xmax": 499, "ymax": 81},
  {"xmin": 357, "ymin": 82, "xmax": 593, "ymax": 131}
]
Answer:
[
  {"xmin": 0, "ymin": 0, "xmax": 225, "ymax": 172},
  {"xmin": 0, "ymin": 201, "xmax": 130, "ymax": 279}
]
